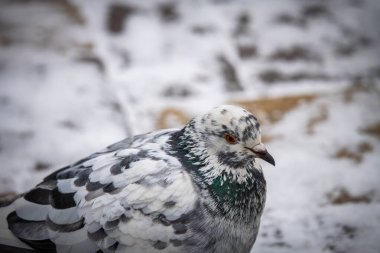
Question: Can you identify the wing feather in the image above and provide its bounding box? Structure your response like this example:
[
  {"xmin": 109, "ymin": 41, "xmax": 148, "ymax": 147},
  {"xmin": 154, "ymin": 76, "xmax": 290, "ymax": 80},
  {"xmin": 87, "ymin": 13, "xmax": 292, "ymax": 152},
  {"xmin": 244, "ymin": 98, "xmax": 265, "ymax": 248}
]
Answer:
[{"xmin": 4, "ymin": 129, "xmax": 198, "ymax": 252}]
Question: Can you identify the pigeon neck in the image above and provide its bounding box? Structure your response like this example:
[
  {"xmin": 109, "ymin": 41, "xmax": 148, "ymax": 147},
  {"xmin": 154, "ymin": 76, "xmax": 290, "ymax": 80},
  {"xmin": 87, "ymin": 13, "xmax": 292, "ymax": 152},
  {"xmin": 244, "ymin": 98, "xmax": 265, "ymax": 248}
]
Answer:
[{"xmin": 169, "ymin": 125, "xmax": 266, "ymax": 221}]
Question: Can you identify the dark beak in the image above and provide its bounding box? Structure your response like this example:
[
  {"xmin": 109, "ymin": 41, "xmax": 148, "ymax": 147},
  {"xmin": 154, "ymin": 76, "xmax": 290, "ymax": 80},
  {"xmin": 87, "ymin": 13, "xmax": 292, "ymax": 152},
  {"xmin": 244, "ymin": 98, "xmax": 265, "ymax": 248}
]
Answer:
[
  {"xmin": 245, "ymin": 143, "xmax": 275, "ymax": 166},
  {"xmin": 255, "ymin": 150, "xmax": 275, "ymax": 166}
]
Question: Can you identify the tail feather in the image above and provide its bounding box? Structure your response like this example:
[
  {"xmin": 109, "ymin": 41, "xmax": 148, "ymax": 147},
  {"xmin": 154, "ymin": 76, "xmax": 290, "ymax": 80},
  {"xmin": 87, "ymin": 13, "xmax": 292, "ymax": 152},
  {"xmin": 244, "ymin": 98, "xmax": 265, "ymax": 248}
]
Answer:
[
  {"xmin": 0, "ymin": 244, "xmax": 36, "ymax": 253},
  {"xmin": 0, "ymin": 197, "xmax": 35, "ymax": 251}
]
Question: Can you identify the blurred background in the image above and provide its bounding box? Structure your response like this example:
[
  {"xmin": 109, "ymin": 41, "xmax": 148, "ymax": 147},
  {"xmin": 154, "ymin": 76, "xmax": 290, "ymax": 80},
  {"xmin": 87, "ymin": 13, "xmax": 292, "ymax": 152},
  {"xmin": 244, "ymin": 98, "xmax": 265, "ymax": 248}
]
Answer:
[{"xmin": 0, "ymin": 0, "xmax": 380, "ymax": 252}]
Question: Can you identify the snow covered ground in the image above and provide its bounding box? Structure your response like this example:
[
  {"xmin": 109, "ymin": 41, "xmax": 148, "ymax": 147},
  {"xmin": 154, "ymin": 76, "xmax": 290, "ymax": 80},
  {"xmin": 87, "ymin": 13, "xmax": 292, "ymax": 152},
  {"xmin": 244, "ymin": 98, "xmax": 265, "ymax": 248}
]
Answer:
[{"xmin": 0, "ymin": 0, "xmax": 379, "ymax": 252}]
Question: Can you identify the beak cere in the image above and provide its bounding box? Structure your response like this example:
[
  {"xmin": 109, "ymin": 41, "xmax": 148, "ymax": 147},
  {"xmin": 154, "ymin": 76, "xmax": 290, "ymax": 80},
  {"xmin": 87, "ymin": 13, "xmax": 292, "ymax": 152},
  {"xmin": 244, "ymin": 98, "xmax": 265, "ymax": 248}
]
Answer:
[{"xmin": 246, "ymin": 143, "xmax": 276, "ymax": 166}]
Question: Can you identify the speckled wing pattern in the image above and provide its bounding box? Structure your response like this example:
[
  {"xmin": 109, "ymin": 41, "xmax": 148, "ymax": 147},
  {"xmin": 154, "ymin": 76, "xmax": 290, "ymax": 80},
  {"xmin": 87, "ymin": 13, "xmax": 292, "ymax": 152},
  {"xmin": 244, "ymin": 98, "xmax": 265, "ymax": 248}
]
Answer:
[{"xmin": 4, "ymin": 129, "xmax": 198, "ymax": 253}]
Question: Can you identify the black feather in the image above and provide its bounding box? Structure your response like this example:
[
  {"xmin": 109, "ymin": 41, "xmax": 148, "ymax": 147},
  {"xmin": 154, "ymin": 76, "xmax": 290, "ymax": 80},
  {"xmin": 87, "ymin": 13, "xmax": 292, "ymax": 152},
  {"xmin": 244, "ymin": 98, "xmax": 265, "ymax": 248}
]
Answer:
[
  {"xmin": 7, "ymin": 211, "xmax": 56, "ymax": 253},
  {"xmin": 73, "ymin": 168, "xmax": 92, "ymax": 187},
  {"xmin": 46, "ymin": 216, "xmax": 84, "ymax": 232},
  {"xmin": 88, "ymin": 228, "xmax": 107, "ymax": 241},
  {"xmin": 24, "ymin": 188, "xmax": 51, "ymax": 205},
  {"xmin": 49, "ymin": 188, "xmax": 76, "ymax": 209},
  {"xmin": 0, "ymin": 244, "xmax": 37, "ymax": 253},
  {"xmin": 86, "ymin": 181, "xmax": 105, "ymax": 191}
]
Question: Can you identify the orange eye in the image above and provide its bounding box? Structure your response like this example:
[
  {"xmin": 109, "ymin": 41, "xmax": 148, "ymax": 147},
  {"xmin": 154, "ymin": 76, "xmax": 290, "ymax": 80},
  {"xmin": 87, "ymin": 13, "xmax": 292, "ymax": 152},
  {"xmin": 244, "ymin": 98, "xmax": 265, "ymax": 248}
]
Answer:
[{"xmin": 224, "ymin": 134, "xmax": 237, "ymax": 144}]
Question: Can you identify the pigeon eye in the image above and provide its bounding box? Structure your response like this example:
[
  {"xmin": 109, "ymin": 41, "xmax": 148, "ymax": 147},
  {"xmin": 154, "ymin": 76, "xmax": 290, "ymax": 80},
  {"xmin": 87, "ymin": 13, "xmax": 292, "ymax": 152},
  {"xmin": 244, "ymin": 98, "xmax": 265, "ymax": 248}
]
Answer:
[{"xmin": 224, "ymin": 134, "xmax": 237, "ymax": 144}]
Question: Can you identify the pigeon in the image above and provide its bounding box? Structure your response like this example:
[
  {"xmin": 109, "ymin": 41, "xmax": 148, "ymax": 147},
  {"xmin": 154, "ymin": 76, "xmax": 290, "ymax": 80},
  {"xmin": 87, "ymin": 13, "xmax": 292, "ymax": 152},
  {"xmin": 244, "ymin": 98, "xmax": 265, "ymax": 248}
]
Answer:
[{"xmin": 0, "ymin": 105, "xmax": 275, "ymax": 253}]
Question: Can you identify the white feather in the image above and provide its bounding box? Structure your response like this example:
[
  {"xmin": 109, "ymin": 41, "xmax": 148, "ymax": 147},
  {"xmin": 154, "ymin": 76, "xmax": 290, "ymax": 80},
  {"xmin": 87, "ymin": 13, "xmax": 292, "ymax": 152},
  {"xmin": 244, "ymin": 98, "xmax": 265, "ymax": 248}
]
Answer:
[{"xmin": 14, "ymin": 198, "xmax": 48, "ymax": 221}]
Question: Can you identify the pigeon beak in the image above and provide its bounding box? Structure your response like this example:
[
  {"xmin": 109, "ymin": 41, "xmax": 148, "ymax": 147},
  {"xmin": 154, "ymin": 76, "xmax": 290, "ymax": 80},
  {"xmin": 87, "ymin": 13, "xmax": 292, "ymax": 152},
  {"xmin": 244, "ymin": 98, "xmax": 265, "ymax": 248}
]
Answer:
[{"xmin": 246, "ymin": 143, "xmax": 275, "ymax": 166}]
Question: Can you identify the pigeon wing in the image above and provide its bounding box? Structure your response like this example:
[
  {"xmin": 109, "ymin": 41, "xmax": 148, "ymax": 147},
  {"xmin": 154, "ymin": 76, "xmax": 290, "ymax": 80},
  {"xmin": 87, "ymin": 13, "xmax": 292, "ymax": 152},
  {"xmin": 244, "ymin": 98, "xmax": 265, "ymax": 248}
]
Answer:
[{"xmin": 6, "ymin": 130, "xmax": 198, "ymax": 253}]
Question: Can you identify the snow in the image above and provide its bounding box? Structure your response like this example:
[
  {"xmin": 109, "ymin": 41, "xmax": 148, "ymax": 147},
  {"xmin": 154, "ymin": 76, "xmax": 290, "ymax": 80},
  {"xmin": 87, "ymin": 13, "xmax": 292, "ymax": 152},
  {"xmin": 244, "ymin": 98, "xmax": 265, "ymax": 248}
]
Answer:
[{"xmin": 0, "ymin": 0, "xmax": 379, "ymax": 252}]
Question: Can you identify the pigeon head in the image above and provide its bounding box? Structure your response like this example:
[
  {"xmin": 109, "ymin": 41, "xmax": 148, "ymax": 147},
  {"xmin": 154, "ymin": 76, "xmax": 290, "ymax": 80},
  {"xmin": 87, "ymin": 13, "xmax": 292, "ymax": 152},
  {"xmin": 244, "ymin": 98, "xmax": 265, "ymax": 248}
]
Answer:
[
  {"xmin": 172, "ymin": 105, "xmax": 274, "ymax": 185},
  {"xmin": 194, "ymin": 105, "xmax": 274, "ymax": 168}
]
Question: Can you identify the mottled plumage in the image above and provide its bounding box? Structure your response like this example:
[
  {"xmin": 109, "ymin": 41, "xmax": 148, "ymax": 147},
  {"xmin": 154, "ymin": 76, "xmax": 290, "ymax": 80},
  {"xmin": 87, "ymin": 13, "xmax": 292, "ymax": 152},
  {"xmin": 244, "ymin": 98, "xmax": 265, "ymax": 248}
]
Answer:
[{"xmin": 0, "ymin": 105, "xmax": 275, "ymax": 253}]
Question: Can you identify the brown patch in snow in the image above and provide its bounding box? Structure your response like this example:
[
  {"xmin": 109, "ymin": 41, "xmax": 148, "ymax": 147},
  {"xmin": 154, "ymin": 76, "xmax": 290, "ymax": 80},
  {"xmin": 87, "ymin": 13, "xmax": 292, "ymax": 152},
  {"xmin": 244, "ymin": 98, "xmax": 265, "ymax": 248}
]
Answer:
[
  {"xmin": 156, "ymin": 108, "xmax": 189, "ymax": 129},
  {"xmin": 361, "ymin": 122, "xmax": 380, "ymax": 140},
  {"xmin": 232, "ymin": 94, "xmax": 317, "ymax": 124},
  {"xmin": 334, "ymin": 142, "xmax": 373, "ymax": 163},
  {"xmin": 59, "ymin": 0, "xmax": 85, "ymax": 25},
  {"xmin": 328, "ymin": 188, "xmax": 371, "ymax": 205}
]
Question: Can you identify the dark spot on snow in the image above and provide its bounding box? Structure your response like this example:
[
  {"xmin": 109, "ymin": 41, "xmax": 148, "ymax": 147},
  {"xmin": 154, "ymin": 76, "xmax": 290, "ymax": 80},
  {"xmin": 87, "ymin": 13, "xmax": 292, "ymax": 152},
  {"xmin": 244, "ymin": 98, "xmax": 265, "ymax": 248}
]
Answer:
[
  {"xmin": 341, "ymin": 224, "xmax": 356, "ymax": 239},
  {"xmin": 191, "ymin": 25, "xmax": 215, "ymax": 35},
  {"xmin": 237, "ymin": 44, "xmax": 257, "ymax": 59},
  {"xmin": 269, "ymin": 45, "xmax": 320, "ymax": 62},
  {"xmin": 301, "ymin": 4, "xmax": 330, "ymax": 19},
  {"xmin": 109, "ymin": 101, "xmax": 122, "ymax": 113},
  {"xmin": 34, "ymin": 161, "xmax": 50, "ymax": 171},
  {"xmin": 59, "ymin": 120, "xmax": 79, "ymax": 130},
  {"xmin": 274, "ymin": 228, "xmax": 283, "ymax": 239},
  {"xmin": 162, "ymin": 84, "xmax": 193, "ymax": 98},
  {"xmin": 0, "ymin": 36, "xmax": 13, "ymax": 47},
  {"xmin": 158, "ymin": 2, "xmax": 179, "ymax": 22},
  {"xmin": 217, "ymin": 55, "xmax": 243, "ymax": 92},
  {"xmin": 112, "ymin": 47, "xmax": 131, "ymax": 68},
  {"xmin": 76, "ymin": 55, "xmax": 105, "ymax": 73},
  {"xmin": 259, "ymin": 69, "xmax": 330, "ymax": 84},
  {"xmin": 274, "ymin": 4, "xmax": 330, "ymax": 28},
  {"xmin": 234, "ymin": 12, "xmax": 250, "ymax": 36},
  {"xmin": 334, "ymin": 35, "xmax": 372, "ymax": 57},
  {"xmin": 274, "ymin": 13, "xmax": 304, "ymax": 27},
  {"xmin": 268, "ymin": 241, "xmax": 292, "ymax": 248},
  {"xmin": 0, "ymin": 96, "xmax": 9, "ymax": 105},
  {"xmin": 15, "ymin": 131, "xmax": 34, "ymax": 140},
  {"xmin": 107, "ymin": 4, "xmax": 136, "ymax": 34}
]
